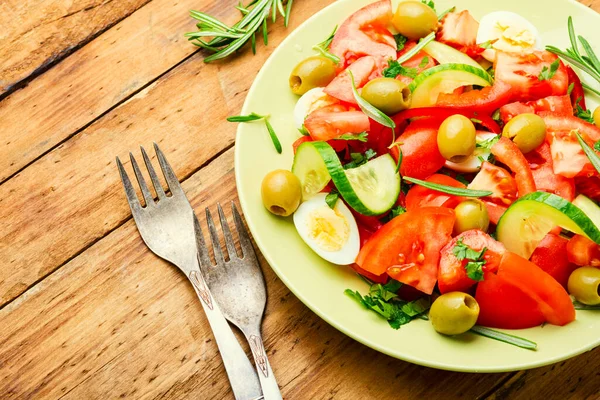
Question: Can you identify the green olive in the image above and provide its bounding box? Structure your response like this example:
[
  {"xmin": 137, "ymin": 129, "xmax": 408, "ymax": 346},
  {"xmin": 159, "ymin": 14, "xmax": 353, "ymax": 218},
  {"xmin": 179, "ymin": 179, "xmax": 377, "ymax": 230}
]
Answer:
[
  {"xmin": 392, "ymin": 1, "xmax": 438, "ymax": 40},
  {"xmin": 593, "ymin": 106, "xmax": 600, "ymax": 129},
  {"xmin": 437, "ymin": 115, "xmax": 477, "ymax": 163},
  {"xmin": 261, "ymin": 170, "xmax": 302, "ymax": 217},
  {"xmin": 361, "ymin": 78, "xmax": 411, "ymax": 115},
  {"xmin": 289, "ymin": 56, "xmax": 337, "ymax": 96},
  {"xmin": 454, "ymin": 200, "xmax": 490, "ymax": 235},
  {"xmin": 502, "ymin": 113, "xmax": 546, "ymax": 154},
  {"xmin": 430, "ymin": 292, "xmax": 480, "ymax": 335},
  {"xmin": 568, "ymin": 267, "xmax": 600, "ymax": 306}
]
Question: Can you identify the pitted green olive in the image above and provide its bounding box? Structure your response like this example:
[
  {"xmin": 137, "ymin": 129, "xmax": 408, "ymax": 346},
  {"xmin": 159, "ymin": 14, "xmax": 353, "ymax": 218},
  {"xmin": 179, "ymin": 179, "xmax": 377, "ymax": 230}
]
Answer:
[
  {"xmin": 392, "ymin": 1, "xmax": 438, "ymax": 40},
  {"xmin": 502, "ymin": 113, "xmax": 546, "ymax": 154},
  {"xmin": 437, "ymin": 115, "xmax": 477, "ymax": 163},
  {"xmin": 289, "ymin": 56, "xmax": 337, "ymax": 96},
  {"xmin": 261, "ymin": 170, "xmax": 302, "ymax": 216},
  {"xmin": 454, "ymin": 200, "xmax": 490, "ymax": 235},
  {"xmin": 361, "ymin": 78, "xmax": 411, "ymax": 115},
  {"xmin": 568, "ymin": 266, "xmax": 600, "ymax": 306},
  {"xmin": 430, "ymin": 292, "xmax": 480, "ymax": 335}
]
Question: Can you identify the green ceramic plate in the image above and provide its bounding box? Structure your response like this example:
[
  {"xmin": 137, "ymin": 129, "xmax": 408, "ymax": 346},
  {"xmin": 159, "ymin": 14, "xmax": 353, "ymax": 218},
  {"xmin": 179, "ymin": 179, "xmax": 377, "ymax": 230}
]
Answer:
[{"xmin": 235, "ymin": 0, "xmax": 600, "ymax": 372}]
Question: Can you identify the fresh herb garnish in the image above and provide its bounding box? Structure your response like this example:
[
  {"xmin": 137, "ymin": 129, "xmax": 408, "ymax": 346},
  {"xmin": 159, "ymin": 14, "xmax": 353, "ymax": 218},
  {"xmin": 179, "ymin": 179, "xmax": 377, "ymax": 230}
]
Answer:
[
  {"xmin": 419, "ymin": 56, "xmax": 430, "ymax": 69},
  {"xmin": 538, "ymin": 59, "xmax": 560, "ymax": 81},
  {"xmin": 595, "ymin": 140, "xmax": 600, "ymax": 152},
  {"xmin": 343, "ymin": 149, "xmax": 377, "ymax": 169},
  {"xmin": 383, "ymin": 60, "xmax": 418, "ymax": 79},
  {"xmin": 575, "ymin": 131, "xmax": 600, "ymax": 174},
  {"xmin": 298, "ymin": 125, "xmax": 310, "ymax": 136},
  {"xmin": 381, "ymin": 205, "xmax": 407, "ymax": 223},
  {"xmin": 421, "ymin": 0, "xmax": 435, "ymax": 11},
  {"xmin": 227, "ymin": 112, "xmax": 282, "ymax": 153},
  {"xmin": 486, "ymin": 66, "xmax": 495, "ymax": 79},
  {"xmin": 313, "ymin": 25, "xmax": 340, "ymax": 64},
  {"xmin": 186, "ymin": 0, "xmax": 293, "ymax": 62},
  {"xmin": 349, "ymin": 71, "xmax": 397, "ymax": 140},
  {"xmin": 582, "ymin": 81, "xmax": 600, "ymax": 97},
  {"xmin": 575, "ymin": 101, "xmax": 595, "ymax": 124},
  {"xmin": 547, "ymin": 16, "xmax": 600, "ymax": 89},
  {"xmin": 397, "ymin": 32, "xmax": 436, "ymax": 64},
  {"xmin": 437, "ymin": 6, "xmax": 455, "ymax": 21},
  {"xmin": 567, "ymin": 82, "xmax": 575, "ymax": 95},
  {"xmin": 476, "ymin": 135, "xmax": 500, "ymax": 150},
  {"xmin": 452, "ymin": 238, "xmax": 486, "ymax": 281},
  {"xmin": 388, "ymin": 142, "xmax": 404, "ymax": 173},
  {"xmin": 325, "ymin": 189, "xmax": 339, "ymax": 209},
  {"xmin": 345, "ymin": 280, "xmax": 430, "ymax": 330},
  {"xmin": 491, "ymin": 109, "xmax": 502, "ymax": 124},
  {"xmin": 479, "ymin": 40, "xmax": 494, "ymax": 49},
  {"xmin": 573, "ymin": 301, "xmax": 600, "ymax": 310},
  {"xmin": 336, "ymin": 132, "xmax": 369, "ymax": 142},
  {"xmin": 471, "ymin": 118, "xmax": 482, "ymax": 124},
  {"xmin": 395, "ymin": 34, "xmax": 408, "ymax": 51},
  {"xmin": 404, "ymin": 177, "xmax": 493, "ymax": 198}
]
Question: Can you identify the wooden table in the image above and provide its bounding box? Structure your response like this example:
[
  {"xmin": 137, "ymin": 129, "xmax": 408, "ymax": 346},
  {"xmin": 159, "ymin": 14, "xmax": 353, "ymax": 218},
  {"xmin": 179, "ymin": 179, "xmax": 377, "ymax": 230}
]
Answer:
[{"xmin": 1, "ymin": 0, "xmax": 599, "ymax": 398}]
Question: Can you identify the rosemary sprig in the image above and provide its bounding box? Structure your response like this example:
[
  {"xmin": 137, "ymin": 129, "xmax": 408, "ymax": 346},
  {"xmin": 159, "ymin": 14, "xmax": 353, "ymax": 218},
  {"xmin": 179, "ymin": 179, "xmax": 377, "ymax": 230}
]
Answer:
[
  {"xmin": 575, "ymin": 131, "xmax": 600, "ymax": 175},
  {"xmin": 313, "ymin": 25, "xmax": 340, "ymax": 64},
  {"xmin": 186, "ymin": 0, "xmax": 293, "ymax": 62},
  {"xmin": 546, "ymin": 17, "xmax": 600, "ymax": 90},
  {"xmin": 228, "ymin": 113, "xmax": 282, "ymax": 153},
  {"xmin": 403, "ymin": 176, "xmax": 493, "ymax": 197},
  {"xmin": 397, "ymin": 32, "xmax": 436, "ymax": 64}
]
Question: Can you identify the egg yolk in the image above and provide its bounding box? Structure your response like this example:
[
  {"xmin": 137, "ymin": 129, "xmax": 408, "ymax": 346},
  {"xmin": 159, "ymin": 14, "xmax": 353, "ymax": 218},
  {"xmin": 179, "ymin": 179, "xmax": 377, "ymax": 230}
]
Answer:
[
  {"xmin": 306, "ymin": 205, "xmax": 350, "ymax": 252},
  {"xmin": 493, "ymin": 21, "xmax": 535, "ymax": 52}
]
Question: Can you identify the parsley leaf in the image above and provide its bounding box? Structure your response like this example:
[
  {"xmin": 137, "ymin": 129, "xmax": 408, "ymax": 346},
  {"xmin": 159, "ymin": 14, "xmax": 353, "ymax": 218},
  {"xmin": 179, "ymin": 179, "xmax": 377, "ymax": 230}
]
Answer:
[
  {"xmin": 418, "ymin": 56, "xmax": 430, "ymax": 68},
  {"xmin": 343, "ymin": 149, "xmax": 377, "ymax": 169},
  {"xmin": 383, "ymin": 59, "xmax": 418, "ymax": 79},
  {"xmin": 595, "ymin": 140, "xmax": 600, "ymax": 152},
  {"xmin": 325, "ymin": 189, "xmax": 339, "ymax": 209},
  {"xmin": 476, "ymin": 135, "xmax": 500, "ymax": 150},
  {"xmin": 452, "ymin": 238, "xmax": 487, "ymax": 281},
  {"xmin": 567, "ymin": 82, "xmax": 575, "ymax": 95},
  {"xmin": 382, "ymin": 205, "xmax": 406, "ymax": 222},
  {"xmin": 336, "ymin": 132, "xmax": 368, "ymax": 142},
  {"xmin": 395, "ymin": 34, "xmax": 408, "ymax": 51},
  {"xmin": 575, "ymin": 101, "xmax": 595, "ymax": 124},
  {"xmin": 538, "ymin": 59, "xmax": 560, "ymax": 81},
  {"xmin": 421, "ymin": 0, "xmax": 435, "ymax": 11},
  {"xmin": 298, "ymin": 125, "xmax": 310, "ymax": 136}
]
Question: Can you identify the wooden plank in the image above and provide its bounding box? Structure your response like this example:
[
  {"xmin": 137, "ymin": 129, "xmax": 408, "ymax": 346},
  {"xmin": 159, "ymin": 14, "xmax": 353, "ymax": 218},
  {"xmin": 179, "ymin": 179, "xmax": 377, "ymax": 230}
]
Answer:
[
  {"xmin": 0, "ymin": 0, "xmax": 150, "ymax": 95},
  {"xmin": 0, "ymin": 0, "xmax": 334, "ymax": 307},
  {"xmin": 0, "ymin": 149, "xmax": 508, "ymax": 399}
]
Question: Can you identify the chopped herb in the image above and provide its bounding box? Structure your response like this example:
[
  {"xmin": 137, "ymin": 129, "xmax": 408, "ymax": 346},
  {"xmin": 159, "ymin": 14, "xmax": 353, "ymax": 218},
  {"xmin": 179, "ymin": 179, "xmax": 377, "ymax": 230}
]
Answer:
[
  {"xmin": 227, "ymin": 112, "xmax": 264, "ymax": 122},
  {"xmin": 538, "ymin": 59, "xmax": 560, "ymax": 81},
  {"xmin": 476, "ymin": 135, "xmax": 500, "ymax": 150},
  {"xmin": 437, "ymin": 6, "xmax": 455, "ymax": 21},
  {"xmin": 383, "ymin": 59, "xmax": 418, "ymax": 79},
  {"xmin": 595, "ymin": 140, "xmax": 600, "ymax": 152},
  {"xmin": 313, "ymin": 25, "xmax": 340, "ymax": 64},
  {"xmin": 325, "ymin": 189, "xmax": 339, "ymax": 209},
  {"xmin": 419, "ymin": 56, "xmax": 430, "ymax": 69},
  {"xmin": 401, "ymin": 180, "xmax": 411, "ymax": 195},
  {"xmin": 479, "ymin": 40, "xmax": 494, "ymax": 49},
  {"xmin": 228, "ymin": 112, "xmax": 282, "ymax": 153},
  {"xmin": 575, "ymin": 131, "xmax": 600, "ymax": 175},
  {"xmin": 343, "ymin": 149, "xmax": 377, "ymax": 169},
  {"xmin": 388, "ymin": 142, "xmax": 404, "ymax": 173},
  {"xmin": 394, "ymin": 34, "xmax": 408, "ymax": 51},
  {"xmin": 470, "ymin": 325, "xmax": 537, "ymax": 350},
  {"xmin": 471, "ymin": 118, "xmax": 482, "ymax": 124},
  {"xmin": 575, "ymin": 101, "xmax": 595, "ymax": 124},
  {"xmin": 390, "ymin": 205, "xmax": 406, "ymax": 219},
  {"xmin": 491, "ymin": 109, "xmax": 502, "ymax": 123},
  {"xmin": 573, "ymin": 301, "xmax": 600, "ymax": 310},
  {"xmin": 404, "ymin": 176, "xmax": 493, "ymax": 197},
  {"xmin": 397, "ymin": 32, "xmax": 436, "ymax": 64},
  {"xmin": 298, "ymin": 125, "xmax": 310, "ymax": 136},
  {"xmin": 567, "ymin": 82, "xmax": 575, "ymax": 95},
  {"xmin": 452, "ymin": 238, "xmax": 486, "ymax": 281},
  {"xmin": 365, "ymin": 148, "xmax": 377, "ymax": 159},
  {"xmin": 336, "ymin": 132, "xmax": 369, "ymax": 142},
  {"xmin": 421, "ymin": 0, "xmax": 435, "ymax": 11},
  {"xmin": 349, "ymin": 71, "xmax": 397, "ymax": 140}
]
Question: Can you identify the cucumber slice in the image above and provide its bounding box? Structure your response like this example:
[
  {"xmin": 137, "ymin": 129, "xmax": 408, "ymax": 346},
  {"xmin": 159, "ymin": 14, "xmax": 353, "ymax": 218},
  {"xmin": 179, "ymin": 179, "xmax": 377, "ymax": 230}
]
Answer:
[
  {"xmin": 497, "ymin": 192, "xmax": 600, "ymax": 258},
  {"xmin": 292, "ymin": 141, "xmax": 331, "ymax": 199},
  {"xmin": 408, "ymin": 63, "xmax": 493, "ymax": 108},
  {"xmin": 423, "ymin": 41, "xmax": 484, "ymax": 70},
  {"xmin": 311, "ymin": 141, "xmax": 400, "ymax": 216},
  {"xmin": 573, "ymin": 194, "xmax": 600, "ymax": 230}
]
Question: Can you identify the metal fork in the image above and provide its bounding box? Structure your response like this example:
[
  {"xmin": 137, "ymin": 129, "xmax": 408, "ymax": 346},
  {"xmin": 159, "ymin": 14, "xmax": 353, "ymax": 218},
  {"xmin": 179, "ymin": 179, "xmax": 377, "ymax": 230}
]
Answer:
[
  {"xmin": 116, "ymin": 144, "xmax": 262, "ymax": 400},
  {"xmin": 196, "ymin": 203, "xmax": 282, "ymax": 400}
]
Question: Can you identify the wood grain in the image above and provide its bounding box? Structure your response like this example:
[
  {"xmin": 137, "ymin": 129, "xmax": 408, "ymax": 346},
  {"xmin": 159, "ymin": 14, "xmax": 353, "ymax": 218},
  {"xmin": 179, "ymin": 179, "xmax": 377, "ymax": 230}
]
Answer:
[
  {"xmin": 0, "ymin": 0, "xmax": 150, "ymax": 95},
  {"xmin": 0, "ymin": 149, "xmax": 510, "ymax": 399}
]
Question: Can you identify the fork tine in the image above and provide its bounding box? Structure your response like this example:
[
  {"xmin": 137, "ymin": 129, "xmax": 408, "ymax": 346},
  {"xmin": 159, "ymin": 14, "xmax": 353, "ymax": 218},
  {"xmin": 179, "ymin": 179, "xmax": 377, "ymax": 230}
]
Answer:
[
  {"xmin": 205, "ymin": 208, "xmax": 225, "ymax": 264},
  {"xmin": 231, "ymin": 202, "xmax": 257, "ymax": 260},
  {"xmin": 153, "ymin": 143, "xmax": 184, "ymax": 196},
  {"xmin": 129, "ymin": 152, "xmax": 154, "ymax": 206},
  {"xmin": 193, "ymin": 213, "xmax": 214, "ymax": 270},
  {"xmin": 217, "ymin": 203, "xmax": 238, "ymax": 259},
  {"xmin": 140, "ymin": 146, "xmax": 166, "ymax": 199},
  {"xmin": 116, "ymin": 157, "xmax": 142, "ymax": 214}
]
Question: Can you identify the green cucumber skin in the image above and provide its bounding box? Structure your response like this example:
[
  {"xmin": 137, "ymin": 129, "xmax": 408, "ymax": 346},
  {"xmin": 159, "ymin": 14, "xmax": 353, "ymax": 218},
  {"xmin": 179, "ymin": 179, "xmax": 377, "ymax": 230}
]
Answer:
[
  {"xmin": 573, "ymin": 195, "xmax": 600, "ymax": 230},
  {"xmin": 408, "ymin": 63, "xmax": 494, "ymax": 92},
  {"xmin": 498, "ymin": 191, "xmax": 600, "ymax": 245}
]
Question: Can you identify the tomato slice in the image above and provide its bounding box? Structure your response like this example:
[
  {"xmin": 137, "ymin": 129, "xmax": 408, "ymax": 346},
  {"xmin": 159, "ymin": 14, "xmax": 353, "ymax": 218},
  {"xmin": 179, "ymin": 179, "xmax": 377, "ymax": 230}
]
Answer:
[
  {"xmin": 329, "ymin": 0, "xmax": 396, "ymax": 67},
  {"xmin": 525, "ymin": 143, "xmax": 575, "ymax": 201},
  {"xmin": 498, "ymin": 252, "xmax": 575, "ymax": 326},
  {"xmin": 494, "ymin": 51, "xmax": 569, "ymax": 102},
  {"xmin": 476, "ymin": 272, "xmax": 546, "ymax": 329},
  {"xmin": 435, "ymin": 81, "xmax": 512, "ymax": 114},
  {"xmin": 392, "ymin": 107, "xmax": 501, "ymax": 134},
  {"xmin": 565, "ymin": 65, "xmax": 587, "ymax": 110},
  {"xmin": 567, "ymin": 234, "xmax": 600, "ymax": 267},
  {"xmin": 304, "ymin": 105, "xmax": 370, "ymax": 141},
  {"xmin": 438, "ymin": 230, "xmax": 506, "ymax": 294},
  {"xmin": 483, "ymin": 201, "xmax": 507, "ymax": 225},
  {"xmin": 491, "ymin": 137, "xmax": 536, "ymax": 196},
  {"xmin": 498, "ymin": 95, "xmax": 573, "ymax": 124},
  {"xmin": 405, "ymin": 174, "xmax": 465, "ymax": 211},
  {"xmin": 292, "ymin": 136, "xmax": 312, "ymax": 154},
  {"xmin": 356, "ymin": 207, "xmax": 455, "ymax": 294},
  {"xmin": 575, "ymin": 175, "xmax": 600, "ymax": 202},
  {"xmin": 530, "ymin": 233, "xmax": 577, "ymax": 288},
  {"xmin": 541, "ymin": 112, "xmax": 600, "ymax": 142},
  {"xmin": 468, "ymin": 161, "xmax": 518, "ymax": 206},
  {"xmin": 437, "ymin": 10, "xmax": 479, "ymax": 48},
  {"xmin": 324, "ymin": 56, "xmax": 378, "ymax": 104},
  {"xmin": 389, "ymin": 118, "xmax": 447, "ymax": 180}
]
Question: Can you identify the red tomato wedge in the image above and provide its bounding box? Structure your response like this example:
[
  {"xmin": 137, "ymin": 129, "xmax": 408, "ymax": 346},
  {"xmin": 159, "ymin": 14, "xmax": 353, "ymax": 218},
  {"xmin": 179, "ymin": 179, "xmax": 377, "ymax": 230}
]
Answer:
[
  {"xmin": 491, "ymin": 137, "xmax": 536, "ymax": 196},
  {"xmin": 575, "ymin": 176, "xmax": 600, "ymax": 202},
  {"xmin": 435, "ymin": 81, "xmax": 512, "ymax": 114},
  {"xmin": 437, "ymin": 10, "xmax": 479, "ymax": 48},
  {"xmin": 566, "ymin": 65, "xmax": 587, "ymax": 110},
  {"xmin": 389, "ymin": 118, "xmax": 446, "ymax": 179},
  {"xmin": 395, "ymin": 42, "xmax": 437, "ymax": 86},
  {"xmin": 498, "ymin": 95, "xmax": 573, "ymax": 123},
  {"xmin": 356, "ymin": 207, "xmax": 455, "ymax": 294},
  {"xmin": 497, "ymin": 252, "xmax": 576, "ymax": 326},
  {"xmin": 392, "ymin": 107, "xmax": 502, "ymax": 133},
  {"xmin": 494, "ymin": 51, "xmax": 569, "ymax": 102},
  {"xmin": 324, "ymin": 56, "xmax": 378, "ymax": 104},
  {"xmin": 526, "ymin": 143, "xmax": 575, "ymax": 201},
  {"xmin": 483, "ymin": 201, "xmax": 507, "ymax": 225},
  {"xmin": 530, "ymin": 233, "xmax": 577, "ymax": 288},
  {"xmin": 329, "ymin": 0, "xmax": 396, "ymax": 67},
  {"xmin": 304, "ymin": 105, "xmax": 370, "ymax": 141},
  {"xmin": 468, "ymin": 161, "xmax": 518, "ymax": 206},
  {"xmin": 567, "ymin": 235, "xmax": 600, "ymax": 267},
  {"xmin": 438, "ymin": 230, "xmax": 506, "ymax": 294},
  {"xmin": 476, "ymin": 272, "xmax": 546, "ymax": 329},
  {"xmin": 405, "ymin": 174, "xmax": 465, "ymax": 211}
]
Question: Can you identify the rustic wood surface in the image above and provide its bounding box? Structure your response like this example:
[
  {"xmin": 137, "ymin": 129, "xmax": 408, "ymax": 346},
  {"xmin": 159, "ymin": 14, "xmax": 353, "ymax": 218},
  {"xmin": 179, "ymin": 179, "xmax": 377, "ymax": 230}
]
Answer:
[{"xmin": 0, "ymin": 0, "xmax": 599, "ymax": 399}]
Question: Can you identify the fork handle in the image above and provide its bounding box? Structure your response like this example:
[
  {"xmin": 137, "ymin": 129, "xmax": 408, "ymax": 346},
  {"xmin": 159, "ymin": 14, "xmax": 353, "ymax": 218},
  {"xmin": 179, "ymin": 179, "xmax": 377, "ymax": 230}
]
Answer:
[
  {"xmin": 187, "ymin": 268, "xmax": 263, "ymax": 400},
  {"xmin": 243, "ymin": 329, "xmax": 282, "ymax": 400}
]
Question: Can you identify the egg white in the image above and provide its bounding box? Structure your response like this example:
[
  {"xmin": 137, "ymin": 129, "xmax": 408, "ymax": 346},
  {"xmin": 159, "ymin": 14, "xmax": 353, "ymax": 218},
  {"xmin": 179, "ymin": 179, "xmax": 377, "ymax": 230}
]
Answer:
[
  {"xmin": 444, "ymin": 132, "xmax": 498, "ymax": 173},
  {"xmin": 477, "ymin": 11, "xmax": 542, "ymax": 62},
  {"xmin": 293, "ymin": 193, "xmax": 360, "ymax": 265},
  {"xmin": 293, "ymin": 87, "xmax": 338, "ymax": 130}
]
